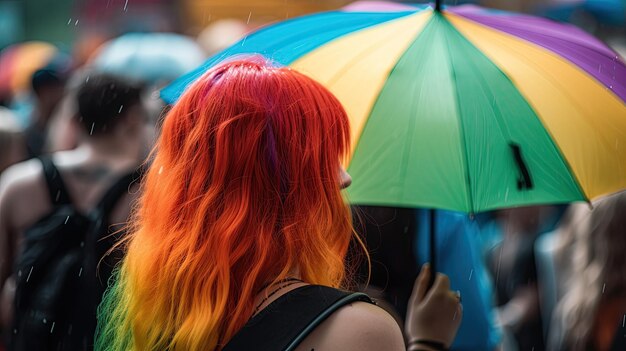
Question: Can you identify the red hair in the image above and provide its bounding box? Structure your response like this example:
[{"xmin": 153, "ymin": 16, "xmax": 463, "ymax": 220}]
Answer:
[{"xmin": 96, "ymin": 56, "xmax": 356, "ymax": 350}]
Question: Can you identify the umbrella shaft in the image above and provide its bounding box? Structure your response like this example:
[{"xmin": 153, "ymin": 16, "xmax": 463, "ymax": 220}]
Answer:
[
  {"xmin": 435, "ymin": 0, "xmax": 442, "ymax": 12},
  {"xmin": 429, "ymin": 209, "xmax": 437, "ymax": 289}
]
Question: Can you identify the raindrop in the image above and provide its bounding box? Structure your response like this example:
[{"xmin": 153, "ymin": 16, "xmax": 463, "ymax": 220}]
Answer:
[
  {"xmin": 64, "ymin": 215, "xmax": 70, "ymax": 224},
  {"xmin": 26, "ymin": 266, "xmax": 33, "ymax": 282},
  {"xmin": 602, "ymin": 283, "xmax": 606, "ymax": 293},
  {"xmin": 55, "ymin": 190, "xmax": 61, "ymax": 202},
  {"xmin": 124, "ymin": 0, "xmax": 129, "ymax": 12},
  {"xmin": 80, "ymin": 241, "xmax": 84, "ymax": 248},
  {"xmin": 403, "ymin": 226, "xmax": 409, "ymax": 234},
  {"xmin": 67, "ymin": 18, "xmax": 72, "ymax": 25},
  {"xmin": 74, "ymin": 19, "xmax": 79, "ymax": 26},
  {"xmin": 78, "ymin": 267, "xmax": 83, "ymax": 277},
  {"xmin": 90, "ymin": 123, "xmax": 95, "ymax": 135},
  {"xmin": 118, "ymin": 105, "xmax": 124, "ymax": 114},
  {"xmin": 623, "ymin": 314, "xmax": 625, "ymax": 327},
  {"xmin": 85, "ymin": 75, "xmax": 90, "ymax": 83},
  {"xmin": 13, "ymin": 329, "xmax": 17, "ymax": 334},
  {"xmin": 50, "ymin": 322, "xmax": 55, "ymax": 333},
  {"xmin": 158, "ymin": 166, "xmax": 164, "ymax": 174},
  {"xmin": 609, "ymin": 85, "xmax": 613, "ymax": 89},
  {"xmin": 17, "ymin": 270, "xmax": 22, "ymax": 277},
  {"xmin": 43, "ymin": 318, "xmax": 47, "ymax": 324},
  {"xmin": 247, "ymin": 11, "xmax": 252, "ymax": 24},
  {"xmin": 468, "ymin": 269, "xmax": 473, "ymax": 281},
  {"xmin": 495, "ymin": 247, "xmax": 503, "ymax": 285}
]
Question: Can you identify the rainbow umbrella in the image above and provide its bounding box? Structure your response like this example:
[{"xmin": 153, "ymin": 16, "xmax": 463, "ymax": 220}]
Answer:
[
  {"xmin": 0, "ymin": 42, "xmax": 58, "ymax": 99},
  {"xmin": 162, "ymin": 1, "xmax": 626, "ymax": 271},
  {"xmin": 163, "ymin": 0, "xmax": 626, "ymax": 212}
]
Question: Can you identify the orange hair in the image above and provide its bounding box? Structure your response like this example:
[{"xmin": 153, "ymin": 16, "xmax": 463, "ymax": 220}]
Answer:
[{"xmin": 96, "ymin": 56, "xmax": 356, "ymax": 350}]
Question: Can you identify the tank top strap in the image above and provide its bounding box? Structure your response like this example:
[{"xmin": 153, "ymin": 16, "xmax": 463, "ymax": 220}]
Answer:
[{"xmin": 223, "ymin": 285, "xmax": 373, "ymax": 351}]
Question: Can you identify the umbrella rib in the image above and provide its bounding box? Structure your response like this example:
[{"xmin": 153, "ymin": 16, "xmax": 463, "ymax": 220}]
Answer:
[
  {"xmin": 447, "ymin": 13, "xmax": 593, "ymax": 203},
  {"xmin": 441, "ymin": 18, "xmax": 476, "ymax": 214},
  {"xmin": 325, "ymin": 11, "xmax": 425, "ymax": 166},
  {"xmin": 324, "ymin": 14, "xmax": 424, "ymax": 88}
]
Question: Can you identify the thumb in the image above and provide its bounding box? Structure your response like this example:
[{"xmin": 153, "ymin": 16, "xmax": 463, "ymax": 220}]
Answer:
[{"xmin": 411, "ymin": 263, "xmax": 431, "ymax": 304}]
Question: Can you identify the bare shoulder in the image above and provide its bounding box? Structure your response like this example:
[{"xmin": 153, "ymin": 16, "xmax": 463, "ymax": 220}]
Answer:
[
  {"xmin": 296, "ymin": 301, "xmax": 405, "ymax": 351},
  {"xmin": 0, "ymin": 158, "xmax": 43, "ymax": 201},
  {"xmin": 0, "ymin": 158, "xmax": 48, "ymax": 230}
]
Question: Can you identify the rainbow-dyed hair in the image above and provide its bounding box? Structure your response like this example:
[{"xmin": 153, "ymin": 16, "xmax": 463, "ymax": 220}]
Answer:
[{"xmin": 96, "ymin": 57, "xmax": 357, "ymax": 350}]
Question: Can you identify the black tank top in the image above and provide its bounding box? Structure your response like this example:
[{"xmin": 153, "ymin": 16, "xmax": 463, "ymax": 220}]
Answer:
[{"xmin": 222, "ymin": 285, "xmax": 374, "ymax": 351}]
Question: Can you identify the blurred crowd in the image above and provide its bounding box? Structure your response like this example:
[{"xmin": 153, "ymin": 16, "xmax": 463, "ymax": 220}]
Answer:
[{"xmin": 0, "ymin": 1, "xmax": 625, "ymax": 351}]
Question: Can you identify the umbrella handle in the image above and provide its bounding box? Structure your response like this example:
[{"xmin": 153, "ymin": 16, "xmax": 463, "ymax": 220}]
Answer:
[{"xmin": 428, "ymin": 208, "xmax": 437, "ymax": 289}]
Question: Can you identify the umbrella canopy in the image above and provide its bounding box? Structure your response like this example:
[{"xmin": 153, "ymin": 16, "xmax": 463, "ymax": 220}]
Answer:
[
  {"xmin": 0, "ymin": 41, "xmax": 58, "ymax": 99},
  {"xmin": 90, "ymin": 32, "xmax": 206, "ymax": 85},
  {"xmin": 162, "ymin": 2, "xmax": 626, "ymax": 214}
]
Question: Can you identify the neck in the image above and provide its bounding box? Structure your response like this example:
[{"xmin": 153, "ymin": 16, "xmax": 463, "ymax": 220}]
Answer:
[{"xmin": 78, "ymin": 131, "xmax": 140, "ymax": 159}]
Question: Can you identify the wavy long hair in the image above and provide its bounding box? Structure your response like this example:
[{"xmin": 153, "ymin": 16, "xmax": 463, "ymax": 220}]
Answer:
[
  {"xmin": 95, "ymin": 57, "xmax": 357, "ymax": 351},
  {"xmin": 557, "ymin": 192, "xmax": 626, "ymax": 351}
]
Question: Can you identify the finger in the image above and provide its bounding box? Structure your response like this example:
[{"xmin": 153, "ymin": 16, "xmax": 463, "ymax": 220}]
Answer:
[
  {"xmin": 454, "ymin": 301, "xmax": 464, "ymax": 322},
  {"xmin": 411, "ymin": 263, "xmax": 431, "ymax": 304},
  {"xmin": 449, "ymin": 290, "xmax": 461, "ymax": 303},
  {"xmin": 433, "ymin": 273, "xmax": 450, "ymax": 292},
  {"xmin": 424, "ymin": 273, "xmax": 450, "ymax": 301}
]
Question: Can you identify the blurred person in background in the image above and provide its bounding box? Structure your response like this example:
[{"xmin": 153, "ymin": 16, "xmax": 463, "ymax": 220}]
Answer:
[
  {"xmin": 23, "ymin": 65, "xmax": 68, "ymax": 158},
  {"xmin": 486, "ymin": 206, "xmax": 563, "ymax": 351},
  {"xmin": 0, "ymin": 74, "xmax": 146, "ymax": 348},
  {"xmin": 549, "ymin": 192, "xmax": 626, "ymax": 351},
  {"xmin": 0, "ymin": 108, "xmax": 26, "ymax": 174},
  {"xmin": 535, "ymin": 204, "xmax": 590, "ymax": 345},
  {"xmin": 45, "ymin": 69, "xmax": 157, "ymax": 160}
]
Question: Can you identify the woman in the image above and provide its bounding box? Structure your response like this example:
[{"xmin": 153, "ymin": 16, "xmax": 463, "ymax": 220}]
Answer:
[
  {"xmin": 549, "ymin": 192, "xmax": 626, "ymax": 351},
  {"xmin": 96, "ymin": 57, "xmax": 462, "ymax": 351}
]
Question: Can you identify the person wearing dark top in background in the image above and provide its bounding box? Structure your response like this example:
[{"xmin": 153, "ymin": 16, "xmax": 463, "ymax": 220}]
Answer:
[
  {"xmin": 0, "ymin": 74, "xmax": 146, "ymax": 348},
  {"xmin": 23, "ymin": 65, "xmax": 68, "ymax": 158},
  {"xmin": 487, "ymin": 206, "xmax": 555, "ymax": 351}
]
